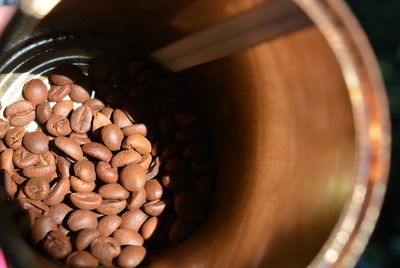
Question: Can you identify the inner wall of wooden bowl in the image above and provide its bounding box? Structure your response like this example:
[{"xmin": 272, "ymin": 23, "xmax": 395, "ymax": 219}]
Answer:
[{"xmin": 4, "ymin": 0, "xmax": 355, "ymax": 267}]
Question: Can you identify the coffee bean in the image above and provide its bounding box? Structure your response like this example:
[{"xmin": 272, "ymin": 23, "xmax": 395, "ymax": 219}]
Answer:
[
  {"xmin": 67, "ymin": 251, "xmax": 99, "ymax": 267},
  {"xmin": 113, "ymin": 229, "xmax": 144, "ymax": 246},
  {"xmin": 94, "ymin": 82, "xmax": 113, "ymax": 97},
  {"xmin": 90, "ymin": 236, "xmax": 120, "ymax": 266},
  {"xmin": 74, "ymin": 159, "xmax": 96, "ymax": 182},
  {"xmin": 146, "ymin": 156, "xmax": 160, "ymax": 180},
  {"xmin": 67, "ymin": 209, "xmax": 98, "ymax": 231},
  {"xmin": 70, "ymin": 192, "xmax": 102, "ymax": 210},
  {"xmin": 164, "ymin": 157, "xmax": 190, "ymax": 174},
  {"xmin": 52, "ymin": 100, "xmax": 74, "ymax": 117},
  {"xmin": 48, "ymin": 84, "xmax": 71, "ymax": 102},
  {"xmin": 54, "ymin": 137, "xmax": 83, "ymax": 161},
  {"xmin": 117, "ymin": 245, "xmax": 146, "ymax": 268},
  {"xmin": 101, "ymin": 107, "xmax": 113, "ymax": 119},
  {"xmin": 36, "ymin": 102, "xmax": 52, "ymax": 124},
  {"xmin": 0, "ymin": 149, "xmax": 13, "ymax": 177},
  {"xmin": 11, "ymin": 170, "xmax": 28, "ymax": 185},
  {"xmin": 70, "ymin": 105, "xmax": 93, "ymax": 134},
  {"xmin": 96, "ymin": 161, "xmax": 118, "ymax": 183},
  {"xmin": 46, "ymin": 115, "xmax": 72, "ymax": 137},
  {"xmin": 161, "ymin": 174, "xmax": 190, "ymax": 192},
  {"xmin": 122, "ymin": 134, "xmax": 151, "ymax": 155},
  {"xmin": 183, "ymin": 143, "xmax": 209, "ymax": 157},
  {"xmin": 122, "ymin": 124, "xmax": 147, "ymax": 137},
  {"xmin": 169, "ymin": 219, "xmax": 194, "ymax": 243},
  {"xmin": 92, "ymin": 112, "xmax": 112, "ymax": 133},
  {"xmin": 84, "ymin": 98, "xmax": 105, "ymax": 112},
  {"xmin": 18, "ymin": 198, "xmax": 49, "ymax": 219},
  {"xmin": 70, "ymin": 80, "xmax": 92, "ymax": 103},
  {"xmin": 5, "ymin": 100, "xmax": 35, "ymax": 127},
  {"xmin": 31, "ymin": 215, "xmax": 57, "ymax": 243},
  {"xmin": 113, "ymin": 109, "xmax": 133, "ymax": 128},
  {"xmin": 46, "ymin": 203, "xmax": 73, "ymax": 224},
  {"xmin": 127, "ymin": 188, "xmax": 147, "ymax": 210},
  {"xmin": 190, "ymin": 156, "xmax": 213, "ymax": 173},
  {"xmin": 5, "ymin": 126, "xmax": 26, "ymax": 150},
  {"xmin": 43, "ymin": 230, "xmax": 72, "ymax": 259},
  {"xmin": 75, "ymin": 228, "xmax": 100, "ymax": 251},
  {"xmin": 111, "ymin": 150, "xmax": 142, "ymax": 168},
  {"xmin": 24, "ymin": 178, "xmax": 50, "ymax": 200},
  {"xmin": 70, "ymin": 176, "xmax": 96, "ymax": 192},
  {"xmin": 82, "ymin": 142, "xmax": 112, "ymax": 162},
  {"xmin": 174, "ymin": 193, "xmax": 203, "ymax": 222},
  {"xmin": 44, "ymin": 177, "xmax": 70, "ymax": 205},
  {"xmin": 141, "ymin": 217, "xmax": 158, "ymax": 240},
  {"xmin": 22, "ymin": 131, "xmax": 49, "ymax": 154},
  {"xmin": 144, "ymin": 179, "xmax": 163, "ymax": 201},
  {"xmin": 89, "ymin": 55, "xmax": 114, "ymax": 81},
  {"xmin": 101, "ymin": 123, "xmax": 123, "ymax": 151},
  {"xmin": 98, "ymin": 215, "xmax": 121, "ymax": 236},
  {"xmin": 0, "ymin": 140, "xmax": 7, "ymax": 153},
  {"xmin": 96, "ymin": 199, "xmax": 126, "ymax": 215},
  {"xmin": 23, "ymin": 151, "xmax": 56, "ymax": 180},
  {"xmin": 0, "ymin": 169, "xmax": 16, "ymax": 197},
  {"xmin": 143, "ymin": 200, "xmax": 166, "ymax": 217},
  {"xmin": 120, "ymin": 164, "xmax": 146, "ymax": 192},
  {"xmin": 0, "ymin": 119, "xmax": 10, "ymax": 139},
  {"xmin": 139, "ymin": 153, "xmax": 152, "ymax": 170},
  {"xmin": 120, "ymin": 209, "xmax": 148, "ymax": 232},
  {"xmin": 98, "ymin": 183, "xmax": 129, "ymax": 200},
  {"xmin": 23, "ymin": 79, "xmax": 48, "ymax": 105},
  {"xmin": 51, "ymin": 64, "xmax": 82, "ymax": 85},
  {"xmin": 56, "ymin": 156, "xmax": 70, "ymax": 178},
  {"xmin": 69, "ymin": 132, "xmax": 91, "ymax": 145}
]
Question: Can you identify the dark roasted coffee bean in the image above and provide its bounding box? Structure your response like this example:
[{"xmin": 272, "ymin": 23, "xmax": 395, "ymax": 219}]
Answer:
[
  {"xmin": 82, "ymin": 142, "xmax": 112, "ymax": 162},
  {"xmin": 120, "ymin": 164, "xmax": 146, "ymax": 192},
  {"xmin": 31, "ymin": 216, "xmax": 57, "ymax": 243},
  {"xmin": 51, "ymin": 64, "xmax": 82, "ymax": 85},
  {"xmin": 48, "ymin": 84, "xmax": 71, "ymax": 102},
  {"xmin": 101, "ymin": 123, "xmax": 123, "ymax": 151},
  {"xmin": 5, "ymin": 100, "xmax": 35, "ymax": 127},
  {"xmin": 43, "ymin": 230, "xmax": 72, "ymax": 259},
  {"xmin": 70, "ymin": 105, "xmax": 93, "ymax": 133},
  {"xmin": 113, "ymin": 229, "xmax": 144, "ymax": 246},
  {"xmin": 90, "ymin": 236, "xmax": 120, "ymax": 266},
  {"xmin": 24, "ymin": 178, "xmax": 50, "ymax": 200},
  {"xmin": 52, "ymin": 100, "xmax": 74, "ymax": 117},
  {"xmin": 111, "ymin": 150, "xmax": 142, "ymax": 168},
  {"xmin": 117, "ymin": 246, "xmax": 146, "ymax": 268},
  {"xmin": 98, "ymin": 215, "xmax": 121, "ymax": 236},
  {"xmin": 23, "ymin": 79, "xmax": 48, "ymax": 105},
  {"xmin": 70, "ymin": 176, "xmax": 96, "ymax": 193},
  {"xmin": 75, "ymin": 228, "xmax": 100, "ymax": 251},
  {"xmin": 89, "ymin": 55, "xmax": 114, "ymax": 81},
  {"xmin": 70, "ymin": 192, "xmax": 102, "ymax": 210},
  {"xmin": 46, "ymin": 203, "xmax": 73, "ymax": 224},
  {"xmin": 22, "ymin": 131, "xmax": 49, "ymax": 154},
  {"xmin": 46, "ymin": 115, "xmax": 72, "ymax": 137},
  {"xmin": 13, "ymin": 147, "xmax": 39, "ymax": 168},
  {"xmin": 36, "ymin": 102, "xmax": 52, "ymax": 124},
  {"xmin": 74, "ymin": 160, "xmax": 96, "ymax": 182},
  {"xmin": 96, "ymin": 199, "xmax": 126, "ymax": 215},
  {"xmin": 0, "ymin": 119, "xmax": 10, "ymax": 139},
  {"xmin": 44, "ymin": 177, "xmax": 70, "ymax": 205},
  {"xmin": 120, "ymin": 209, "xmax": 148, "ymax": 232},
  {"xmin": 96, "ymin": 161, "xmax": 118, "ymax": 183},
  {"xmin": 5, "ymin": 126, "xmax": 26, "ymax": 150},
  {"xmin": 67, "ymin": 251, "xmax": 99, "ymax": 267},
  {"xmin": 54, "ymin": 137, "xmax": 83, "ymax": 161},
  {"xmin": 98, "ymin": 183, "xmax": 129, "ymax": 200},
  {"xmin": 67, "ymin": 209, "xmax": 98, "ymax": 231}
]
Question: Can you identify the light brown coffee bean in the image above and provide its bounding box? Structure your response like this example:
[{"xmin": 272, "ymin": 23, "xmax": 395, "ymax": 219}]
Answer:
[
  {"xmin": 48, "ymin": 84, "xmax": 71, "ymax": 102},
  {"xmin": 70, "ymin": 105, "xmax": 93, "ymax": 134},
  {"xmin": 11, "ymin": 170, "xmax": 28, "ymax": 185},
  {"xmin": 24, "ymin": 178, "xmax": 50, "ymax": 200},
  {"xmin": 70, "ymin": 192, "xmax": 102, "ymax": 210},
  {"xmin": 1, "ymin": 148, "xmax": 14, "ymax": 175},
  {"xmin": 0, "ymin": 140, "xmax": 7, "ymax": 153},
  {"xmin": 56, "ymin": 156, "xmax": 70, "ymax": 178},
  {"xmin": 98, "ymin": 183, "xmax": 129, "ymax": 200},
  {"xmin": 67, "ymin": 251, "xmax": 99, "ymax": 267},
  {"xmin": 44, "ymin": 177, "xmax": 70, "ymax": 205},
  {"xmin": 5, "ymin": 100, "xmax": 35, "ymax": 127},
  {"xmin": 23, "ymin": 79, "xmax": 48, "ymax": 105},
  {"xmin": 46, "ymin": 203, "xmax": 73, "ymax": 224},
  {"xmin": 96, "ymin": 161, "xmax": 118, "ymax": 183},
  {"xmin": 120, "ymin": 164, "xmax": 146, "ymax": 192},
  {"xmin": 84, "ymin": 98, "xmax": 105, "ymax": 112},
  {"xmin": 5, "ymin": 126, "xmax": 26, "ymax": 150},
  {"xmin": 174, "ymin": 193, "xmax": 203, "ymax": 222},
  {"xmin": 111, "ymin": 150, "xmax": 142, "ymax": 168},
  {"xmin": 82, "ymin": 142, "xmax": 112, "ymax": 162},
  {"xmin": 0, "ymin": 119, "xmax": 10, "ymax": 139},
  {"xmin": 96, "ymin": 199, "xmax": 126, "ymax": 215},
  {"xmin": 70, "ymin": 80, "xmax": 92, "ymax": 103},
  {"xmin": 113, "ymin": 229, "xmax": 144, "ymax": 246},
  {"xmin": 36, "ymin": 102, "xmax": 52, "ymax": 124},
  {"xmin": 58, "ymin": 225, "xmax": 69, "ymax": 236},
  {"xmin": 0, "ymin": 170, "xmax": 16, "ymax": 197},
  {"xmin": 46, "ymin": 115, "xmax": 72, "ymax": 137},
  {"xmin": 139, "ymin": 153, "xmax": 152, "ymax": 170},
  {"xmin": 144, "ymin": 180, "xmax": 163, "ymax": 201},
  {"xmin": 113, "ymin": 109, "xmax": 133, "ymax": 128},
  {"xmin": 18, "ymin": 198, "xmax": 49, "ymax": 219},
  {"xmin": 120, "ymin": 209, "xmax": 148, "ymax": 232},
  {"xmin": 122, "ymin": 134, "xmax": 151, "ymax": 155},
  {"xmin": 89, "ymin": 54, "xmax": 114, "ymax": 81},
  {"xmin": 52, "ymin": 100, "xmax": 74, "ymax": 117},
  {"xmin": 101, "ymin": 107, "xmax": 113, "ymax": 119},
  {"xmin": 22, "ymin": 131, "xmax": 49, "ymax": 154},
  {"xmin": 98, "ymin": 215, "xmax": 121, "ymax": 236},
  {"xmin": 92, "ymin": 112, "xmax": 112, "ymax": 133},
  {"xmin": 127, "ymin": 188, "xmax": 147, "ymax": 210},
  {"xmin": 75, "ymin": 228, "xmax": 100, "ymax": 251},
  {"xmin": 143, "ymin": 200, "xmax": 166, "ymax": 217},
  {"xmin": 70, "ymin": 176, "xmax": 96, "ymax": 192},
  {"xmin": 169, "ymin": 219, "xmax": 194, "ymax": 243},
  {"xmin": 122, "ymin": 124, "xmax": 147, "ymax": 136},
  {"xmin": 51, "ymin": 64, "xmax": 82, "ymax": 85},
  {"xmin": 117, "ymin": 246, "xmax": 146, "ymax": 268},
  {"xmin": 74, "ymin": 159, "xmax": 96, "ymax": 182},
  {"xmin": 31, "ymin": 215, "xmax": 57, "ymax": 243},
  {"xmin": 69, "ymin": 132, "xmax": 91, "ymax": 145},
  {"xmin": 23, "ymin": 151, "xmax": 56, "ymax": 180},
  {"xmin": 141, "ymin": 217, "xmax": 158, "ymax": 240},
  {"xmin": 54, "ymin": 137, "xmax": 83, "ymax": 161},
  {"xmin": 146, "ymin": 157, "xmax": 160, "ymax": 180},
  {"xmin": 90, "ymin": 236, "xmax": 120, "ymax": 266},
  {"xmin": 67, "ymin": 209, "xmax": 99, "ymax": 231},
  {"xmin": 43, "ymin": 230, "xmax": 72, "ymax": 259},
  {"xmin": 101, "ymin": 124, "xmax": 123, "ymax": 151}
]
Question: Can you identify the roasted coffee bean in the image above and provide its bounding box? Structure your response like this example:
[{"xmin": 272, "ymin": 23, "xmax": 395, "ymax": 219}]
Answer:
[
  {"xmin": 101, "ymin": 123, "xmax": 124, "ymax": 151},
  {"xmin": 127, "ymin": 188, "xmax": 147, "ymax": 210},
  {"xmin": 89, "ymin": 54, "xmax": 114, "ymax": 81},
  {"xmin": 22, "ymin": 131, "xmax": 49, "ymax": 153},
  {"xmin": 144, "ymin": 179, "xmax": 163, "ymax": 201},
  {"xmin": 113, "ymin": 229, "xmax": 144, "ymax": 246},
  {"xmin": 67, "ymin": 251, "xmax": 99, "ymax": 267},
  {"xmin": 160, "ymin": 143, "xmax": 182, "ymax": 160},
  {"xmin": 69, "ymin": 132, "xmax": 91, "ymax": 145},
  {"xmin": 96, "ymin": 199, "xmax": 126, "ymax": 215},
  {"xmin": 122, "ymin": 134, "xmax": 152, "ymax": 155},
  {"xmin": 44, "ymin": 177, "xmax": 70, "ymax": 205},
  {"xmin": 23, "ymin": 79, "xmax": 48, "ymax": 105},
  {"xmin": 98, "ymin": 215, "xmax": 121, "ymax": 236},
  {"xmin": 164, "ymin": 157, "xmax": 190, "ymax": 173},
  {"xmin": 0, "ymin": 119, "xmax": 10, "ymax": 139},
  {"xmin": 23, "ymin": 151, "xmax": 56, "ymax": 180},
  {"xmin": 75, "ymin": 228, "xmax": 100, "ymax": 251},
  {"xmin": 54, "ymin": 137, "xmax": 83, "ymax": 161},
  {"xmin": 120, "ymin": 209, "xmax": 148, "ymax": 232},
  {"xmin": 139, "ymin": 153, "xmax": 153, "ymax": 170},
  {"xmin": 105, "ymin": 89, "xmax": 124, "ymax": 105},
  {"xmin": 5, "ymin": 126, "xmax": 26, "ymax": 150},
  {"xmin": 113, "ymin": 109, "xmax": 133, "ymax": 128},
  {"xmin": 174, "ymin": 193, "xmax": 203, "ymax": 222},
  {"xmin": 5, "ymin": 100, "xmax": 35, "ymax": 127},
  {"xmin": 1, "ymin": 148, "xmax": 13, "ymax": 176},
  {"xmin": 18, "ymin": 198, "xmax": 49, "ymax": 218},
  {"xmin": 90, "ymin": 236, "xmax": 120, "ymax": 266},
  {"xmin": 101, "ymin": 107, "xmax": 113, "ymax": 119},
  {"xmin": 110, "ymin": 64, "xmax": 127, "ymax": 84},
  {"xmin": 70, "ymin": 176, "xmax": 96, "ymax": 192},
  {"xmin": 51, "ymin": 64, "xmax": 82, "ymax": 85},
  {"xmin": 190, "ymin": 157, "xmax": 213, "ymax": 173},
  {"xmin": 94, "ymin": 82, "xmax": 113, "ymax": 97},
  {"xmin": 120, "ymin": 164, "xmax": 146, "ymax": 192},
  {"xmin": 92, "ymin": 112, "xmax": 112, "ymax": 133},
  {"xmin": 56, "ymin": 156, "xmax": 70, "ymax": 178},
  {"xmin": 146, "ymin": 157, "xmax": 160, "ymax": 180},
  {"xmin": 96, "ymin": 161, "xmax": 118, "ymax": 183},
  {"xmin": 117, "ymin": 245, "xmax": 146, "ymax": 268},
  {"xmin": 46, "ymin": 115, "xmax": 72, "ymax": 137},
  {"xmin": 84, "ymin": 98, "xmax": 105, "ymax": 112},
  {"xmin": 82, "ymin": 142, "xmax": 112, "ymax": 162},
  {"xmin": 98, "ymin": 183, "xmax": 129, "ymax": 200},
  {"xmin": 169, "ymin": 219, "xmax": 194, "ymax": 243},
  {"xmin": 74, "ymin": 159, "xmax": 96, "ymax": 182},
  {"xmin": 46, "ymin": 203, "xmax": 73, "ymax": 224},
  {"xmin": 143, "ymin": 200, "xmax": 166, "ymax": 217},
  {"xmin": 183, "ymin": 143, "xmax": 209, "ymax": 157},
  {"xmin": 67, "ymin": 209, "xmax": 99, "ymax": 231},
  {"xmin": 31, "ymin": 216, "xmax": 57, "ymax": 243},
  {"xmin": 48, "ymin": 84, "xmax": 71, "ymax": 102},
  {"xmin": 111, "ymin": 150, "xmax": 142, "ymax": 168},
  {"xmin": 70, "ymin": 192, "xmax": 102, "ymax": 210},
  {"xmin": 141, "ymin": 217, "xmax": 158, "ymax": 240},
  {"xmin": 70, "ymin": 79, "xmax": 92, "ymax": 103},
  {"xmin": 36, "ymin": 102, "xmax": 52, "ymax": 124},
  {"xmin": 122, "ymin": 124, "xmax": 147, "ymax": 137},
  {"xmin": 43, "ymin": 230, "xmax": 72, "ymax": 259},
  {"xmin": 11, "ymin": 170, "xmax": 28, "ymax": 185},
  {"xmin": 0, "ymin": 169, "xmax": 16, "ymax": 197},
  {"xmin": 158, "ymin": 117, "xmax": 175, "ymax": 137},
  {"xmin": 161, "ymin": 174, "xmax": 190, "ymax": 192},
  {"xmin": 24, "ymin": 178, "xmax": 50, "ymax": 200},
  {"xmin": 70, "ymin": 105, "xmax": 93, "ymax": 134},
  {"xmin": 13, "ymin": 147, "xmax": 39, "ymax": 169},
  {"xmin": 52, "ymin": 100, "xmax": 74, "ymax": 117},
  {"xmin": 0, "ymin": 140, "xmax": 6, "ymax": 153}
]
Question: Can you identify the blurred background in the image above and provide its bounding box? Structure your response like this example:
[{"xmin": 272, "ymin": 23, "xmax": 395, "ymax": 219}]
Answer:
[{"xmin": 346, "ymin": 0, "xmax": 400, "ymax": 267}]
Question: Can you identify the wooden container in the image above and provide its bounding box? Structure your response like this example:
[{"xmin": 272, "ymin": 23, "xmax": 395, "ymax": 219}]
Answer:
[{"xmin": 0, "ymin": 0, "xmax": 390, "ymax": 267}]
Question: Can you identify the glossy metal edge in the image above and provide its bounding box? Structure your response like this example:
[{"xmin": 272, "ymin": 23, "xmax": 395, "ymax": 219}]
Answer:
[{"xmin": 294, "ymin": 0, "xmax": 391, "ymax": 267}]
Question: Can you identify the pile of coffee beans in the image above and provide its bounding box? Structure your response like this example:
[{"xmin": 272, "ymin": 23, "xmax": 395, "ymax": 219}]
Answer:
[{"xmin": 0, "ymin": 55, "xmax": 215, "ymax": 267}]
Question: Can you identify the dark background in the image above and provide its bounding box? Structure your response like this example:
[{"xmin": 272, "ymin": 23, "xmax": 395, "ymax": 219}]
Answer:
[{"xmin": 346, "ymin": 0, "xmax": 400, "ymax": 267}]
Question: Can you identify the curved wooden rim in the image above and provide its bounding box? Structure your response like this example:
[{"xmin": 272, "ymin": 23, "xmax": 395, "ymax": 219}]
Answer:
[{"xmin": 294, "ymin": 0, "xmax": 391, "ymax": 267}]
